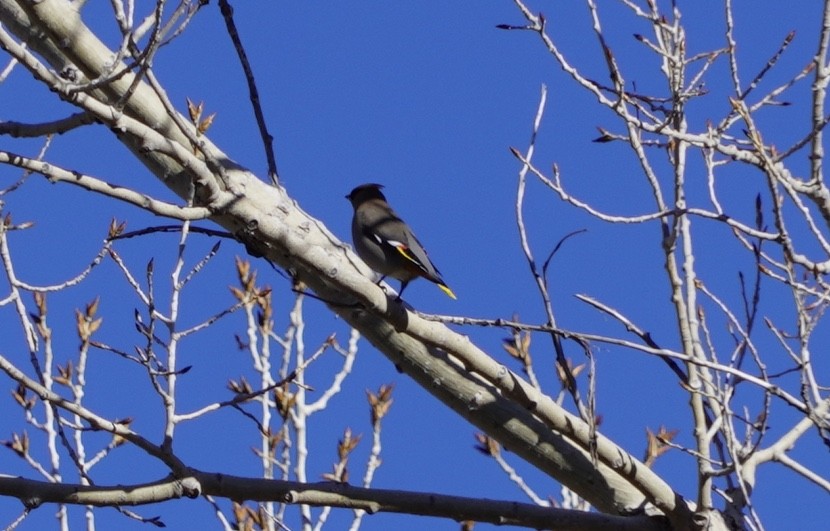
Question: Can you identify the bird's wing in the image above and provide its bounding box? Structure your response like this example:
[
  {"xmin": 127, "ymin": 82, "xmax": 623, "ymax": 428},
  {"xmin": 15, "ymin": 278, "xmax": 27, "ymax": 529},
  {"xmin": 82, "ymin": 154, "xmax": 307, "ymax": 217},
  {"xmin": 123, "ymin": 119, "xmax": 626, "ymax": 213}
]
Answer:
[{"xmin": 392, "ymin": 232, "xmax": 444, "ymax": 282}]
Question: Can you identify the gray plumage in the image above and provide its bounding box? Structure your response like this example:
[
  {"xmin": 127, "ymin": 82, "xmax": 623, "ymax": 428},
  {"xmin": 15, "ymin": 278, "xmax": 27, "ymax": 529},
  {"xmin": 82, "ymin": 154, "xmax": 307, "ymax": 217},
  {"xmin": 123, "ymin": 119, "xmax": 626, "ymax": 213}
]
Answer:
[{"xmin": 346, "ymin": 183, "xmax": 456, "ymax": 299}]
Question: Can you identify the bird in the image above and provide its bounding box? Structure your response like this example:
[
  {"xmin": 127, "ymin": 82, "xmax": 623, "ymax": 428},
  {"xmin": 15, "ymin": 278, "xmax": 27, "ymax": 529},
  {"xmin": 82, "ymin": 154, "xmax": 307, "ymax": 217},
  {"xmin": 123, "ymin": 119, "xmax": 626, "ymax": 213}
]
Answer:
[{"xmin": 346, "ymin": 183, "xmax": 456, "ymax": 300}]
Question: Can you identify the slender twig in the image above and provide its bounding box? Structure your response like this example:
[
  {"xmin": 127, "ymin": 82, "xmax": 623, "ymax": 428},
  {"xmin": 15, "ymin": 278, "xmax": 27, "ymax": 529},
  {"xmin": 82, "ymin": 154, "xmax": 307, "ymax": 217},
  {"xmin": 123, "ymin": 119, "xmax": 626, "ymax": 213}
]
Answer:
[
  {"xmin": 0, "ymin": 151, "xmax": 211, "ymax": 220},
  {"xmin": 218, "ymin": 0, "xmax": 279, "ymax": 185}
]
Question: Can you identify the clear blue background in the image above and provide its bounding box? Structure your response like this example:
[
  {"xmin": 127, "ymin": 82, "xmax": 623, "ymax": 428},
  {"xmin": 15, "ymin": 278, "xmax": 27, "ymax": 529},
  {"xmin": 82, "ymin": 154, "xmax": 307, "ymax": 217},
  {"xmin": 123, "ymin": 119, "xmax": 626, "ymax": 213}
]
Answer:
[{"xmin": 0, "ymin": 2, "xmax": 826, "ymax": 529}]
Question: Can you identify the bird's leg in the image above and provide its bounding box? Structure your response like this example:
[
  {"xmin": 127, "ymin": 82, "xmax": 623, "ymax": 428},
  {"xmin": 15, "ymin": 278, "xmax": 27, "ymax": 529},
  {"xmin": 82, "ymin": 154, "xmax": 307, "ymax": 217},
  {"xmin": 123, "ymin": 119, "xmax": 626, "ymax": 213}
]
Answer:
[
  {"xmin": 372, "ymin": 275, "xmax": 405, "ymax": 301},
  {"xmin": 373, "ymin": 274, "xmax": 397, "ymax": 299},
  {"xmin": 396, "ymin": 280, "xmax": 410, "ymax": 301}
]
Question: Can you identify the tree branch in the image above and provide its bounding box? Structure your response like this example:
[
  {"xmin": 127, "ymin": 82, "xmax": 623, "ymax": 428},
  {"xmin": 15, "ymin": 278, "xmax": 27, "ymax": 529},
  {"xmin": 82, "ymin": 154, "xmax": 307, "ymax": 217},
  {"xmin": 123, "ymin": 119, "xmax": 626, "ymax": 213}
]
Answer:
[{"xmin": 0, "ymin": 473, "xmax": 670, "ymax": 531}]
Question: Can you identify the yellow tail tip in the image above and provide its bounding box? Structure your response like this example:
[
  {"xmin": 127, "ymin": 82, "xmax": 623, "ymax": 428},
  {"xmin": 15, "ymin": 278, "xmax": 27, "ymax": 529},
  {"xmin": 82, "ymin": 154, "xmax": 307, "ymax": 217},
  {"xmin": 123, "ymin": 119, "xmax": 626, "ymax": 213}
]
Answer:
[{"xmin": 438, "ymin": 283, "xmax": 457, "ymax": 300}]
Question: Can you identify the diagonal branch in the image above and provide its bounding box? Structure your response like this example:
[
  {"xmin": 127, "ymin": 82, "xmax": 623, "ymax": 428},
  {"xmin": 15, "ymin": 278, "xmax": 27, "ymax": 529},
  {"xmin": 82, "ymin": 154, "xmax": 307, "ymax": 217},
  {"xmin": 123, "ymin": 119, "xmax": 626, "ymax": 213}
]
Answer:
[
  {"xmin": 0, "ymin": 0, "xmax": 692, "ymax": 525},
  {"xmin": 0, "ymin": 150, "xmax": 211, "ymax": 220}
]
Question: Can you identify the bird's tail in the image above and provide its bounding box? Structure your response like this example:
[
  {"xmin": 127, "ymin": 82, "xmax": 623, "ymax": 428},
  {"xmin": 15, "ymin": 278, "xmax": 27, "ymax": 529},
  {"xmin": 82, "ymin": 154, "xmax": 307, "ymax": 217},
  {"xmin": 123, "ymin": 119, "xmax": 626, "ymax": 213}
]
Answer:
[{"xmin": 437, "ymin": 282, "xmax": 457, "ymax": 300}]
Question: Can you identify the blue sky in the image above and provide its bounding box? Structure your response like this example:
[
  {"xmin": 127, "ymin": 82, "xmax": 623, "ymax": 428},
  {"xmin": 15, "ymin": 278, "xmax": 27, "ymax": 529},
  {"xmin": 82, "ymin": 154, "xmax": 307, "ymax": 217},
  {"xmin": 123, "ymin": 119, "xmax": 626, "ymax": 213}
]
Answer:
[{"xmin": 1, "ymin": 1, "xmax": 827, "ymax": 530}]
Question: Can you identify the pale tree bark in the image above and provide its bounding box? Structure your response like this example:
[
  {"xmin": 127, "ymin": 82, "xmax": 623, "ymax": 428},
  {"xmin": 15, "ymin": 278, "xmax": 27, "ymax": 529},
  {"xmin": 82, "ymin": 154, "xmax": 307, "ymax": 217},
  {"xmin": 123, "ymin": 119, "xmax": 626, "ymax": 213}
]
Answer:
[
  {"xmin": 0, "ymin": 1, "xmax": 686, "ymax": 529},
  {"xmin": 3, "ymin": 1, "xmax": 828, "ymax": 530},
  {"xmin": 504, "ymin": 1, "xmax": 830, "ymax": 530}
]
